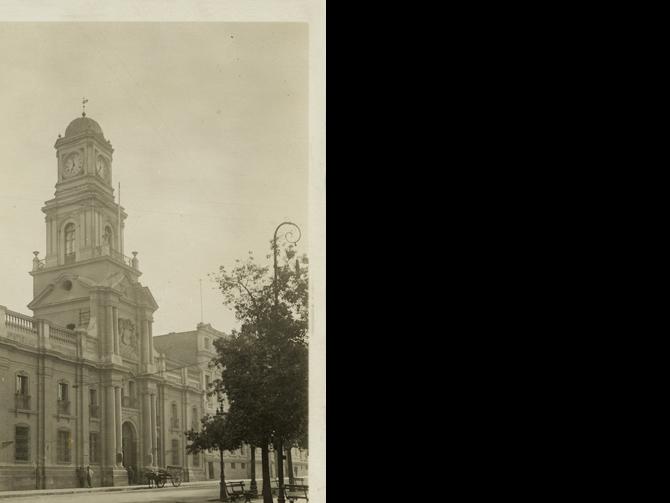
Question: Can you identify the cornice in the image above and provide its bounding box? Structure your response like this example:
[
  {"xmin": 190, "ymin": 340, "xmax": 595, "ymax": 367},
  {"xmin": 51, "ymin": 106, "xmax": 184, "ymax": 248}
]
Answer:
[
  {"xmin": 54, "ymin": 132, "xmax": 114, "ymax": 155},
  {"xmin": 45, "ymin": 182, "xmax": 118, "ymax": 210},
  {"xmin": 29, "ymin": 254, "xmax": 141, "ymax": 279}
]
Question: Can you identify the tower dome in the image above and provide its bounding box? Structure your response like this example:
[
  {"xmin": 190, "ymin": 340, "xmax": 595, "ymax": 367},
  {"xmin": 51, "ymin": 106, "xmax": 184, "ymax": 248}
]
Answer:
[{"xmin": 64, "ymin": 116, "xmax": 105, "ymax": 139}]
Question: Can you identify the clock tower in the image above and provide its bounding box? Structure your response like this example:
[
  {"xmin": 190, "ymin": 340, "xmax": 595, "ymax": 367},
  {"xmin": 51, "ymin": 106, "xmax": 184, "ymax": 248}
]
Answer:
[
  {"xmin": 46, "ymin": 112, "xmax": 122, "ymax": 266},
  {"xmin": 29, "ymin": 111, "xmax": 158, "ymax": 370}
]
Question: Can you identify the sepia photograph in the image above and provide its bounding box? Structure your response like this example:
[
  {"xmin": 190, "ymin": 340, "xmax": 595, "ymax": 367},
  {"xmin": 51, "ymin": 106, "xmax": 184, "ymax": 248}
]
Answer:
[{"xmin": 0, "ymin": 3, "xmax": 325, "ymax": 502}]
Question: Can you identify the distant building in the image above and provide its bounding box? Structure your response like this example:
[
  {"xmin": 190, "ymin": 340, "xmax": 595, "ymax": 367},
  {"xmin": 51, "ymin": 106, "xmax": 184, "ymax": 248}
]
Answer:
[{"xmin": 0, "ymin": 113, "xmax": 306, "ymax": 491}]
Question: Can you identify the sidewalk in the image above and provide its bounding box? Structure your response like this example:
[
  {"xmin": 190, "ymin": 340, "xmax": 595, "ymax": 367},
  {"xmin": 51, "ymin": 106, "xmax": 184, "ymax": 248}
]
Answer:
[{"xmin": 0, "ymin": 480, "xmax": 219, "ymax": 499}]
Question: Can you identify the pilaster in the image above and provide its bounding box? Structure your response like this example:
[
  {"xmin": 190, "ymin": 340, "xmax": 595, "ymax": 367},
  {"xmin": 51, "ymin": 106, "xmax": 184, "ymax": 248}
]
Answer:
[
  {"xmin": 150, "ymin": 393, "xmax": 157, "ymax": 467},
  {"xmin": 105, "ymin": 384, "xmax": 116, "ymax": 468},
  {"xmin": 115, "ymin": 386, "xmax": 122, "ymax": 465},
  {"xmin": 142, "ymin": 388, "xmax": 152, "ymax": 467}
]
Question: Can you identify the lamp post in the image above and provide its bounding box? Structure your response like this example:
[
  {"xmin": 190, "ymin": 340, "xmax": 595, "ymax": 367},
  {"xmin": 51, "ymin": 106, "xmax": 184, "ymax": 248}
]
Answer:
[
  {"xmin": 272, "ymin": 222, "xmax": 302, "ymax": 306},
  {"xmin": 271, "ymin": 222, "xmax": 301, "ymax": 503}
]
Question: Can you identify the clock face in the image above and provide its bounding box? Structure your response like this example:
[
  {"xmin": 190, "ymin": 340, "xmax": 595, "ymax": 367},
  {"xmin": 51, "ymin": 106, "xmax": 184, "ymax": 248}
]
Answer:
[
  {"xmin": 96, "ymin": 156, "xmax": 108, "ymax": 179},
  {"xmin": 63, "ymin": 152, "xmax": 83, "ymax": 178}
]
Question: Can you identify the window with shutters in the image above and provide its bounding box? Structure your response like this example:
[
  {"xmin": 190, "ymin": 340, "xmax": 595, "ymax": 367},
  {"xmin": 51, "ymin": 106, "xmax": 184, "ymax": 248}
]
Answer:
[
  {"xmin": 57, "ymin": 430, "xmax": 71, "ymax": 463},
  {"xmin": 15, "ymin": 426, "xmax": 30, "ymax": 462},
  {"xmin": 171, "ymin": 403, "xmax": 179, "ymax": 429},
  {"xmin": 191, "ymin": 407, "xmax": 198, "ymax": 430},
  {"xmin": 89, "ymin": 389, "xmax": 99, "ymax": 419},
  {"xmin": 90, "ymin": 432, "xmax": 100, "ymax": 463},
  {"xmin": 171, "ymin": 439, "xmax": 179, "ymax": 465}
]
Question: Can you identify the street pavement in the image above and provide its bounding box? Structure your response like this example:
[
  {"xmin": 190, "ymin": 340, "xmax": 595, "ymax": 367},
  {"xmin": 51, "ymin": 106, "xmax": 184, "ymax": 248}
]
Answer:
[{"xmin": 0, "ymin": 481, "xmax": 271, "ymax": 503}]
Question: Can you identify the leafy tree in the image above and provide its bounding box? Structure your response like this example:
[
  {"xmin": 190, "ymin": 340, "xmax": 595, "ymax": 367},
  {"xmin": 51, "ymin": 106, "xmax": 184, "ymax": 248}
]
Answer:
[
  {"xmin": 185, "ymin": 409, "xmax": 243, "ymax": 502},
  {"xmin": 210, "ymin": 243, "xmax": 308, "ymax": 503}
]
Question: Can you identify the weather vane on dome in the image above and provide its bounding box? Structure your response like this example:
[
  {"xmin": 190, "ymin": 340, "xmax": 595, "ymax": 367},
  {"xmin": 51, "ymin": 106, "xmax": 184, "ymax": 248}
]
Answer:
[{"xmin": 82, "ymin": 97, "xmax": 88, "ymax": 117}]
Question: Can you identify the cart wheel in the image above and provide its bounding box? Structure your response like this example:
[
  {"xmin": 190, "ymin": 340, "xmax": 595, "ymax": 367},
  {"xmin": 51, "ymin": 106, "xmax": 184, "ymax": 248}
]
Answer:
[
  {"xmin": 172, "ymin": 476, "xmax": 182, "ymax": 487},
  {"xmin": 157, "ymin": 478, "xmax": 166, "ymax": 488}
]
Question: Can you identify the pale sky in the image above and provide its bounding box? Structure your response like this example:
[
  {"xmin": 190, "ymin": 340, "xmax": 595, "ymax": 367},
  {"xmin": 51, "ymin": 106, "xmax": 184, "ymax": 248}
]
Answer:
[{"xmin": 0, "ymin": 22, "xmax": 308, "ymax": 336}]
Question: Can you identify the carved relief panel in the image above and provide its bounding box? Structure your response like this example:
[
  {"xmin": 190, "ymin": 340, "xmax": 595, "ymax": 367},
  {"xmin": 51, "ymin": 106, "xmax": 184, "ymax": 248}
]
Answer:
[{"xmin": 119, "ymin": 318, "xmax": 138, "ymax": 360}]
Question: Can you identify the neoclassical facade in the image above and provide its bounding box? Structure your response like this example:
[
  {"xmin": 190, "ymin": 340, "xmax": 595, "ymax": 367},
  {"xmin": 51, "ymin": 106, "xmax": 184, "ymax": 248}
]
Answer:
[{"xmin": 0, "ymin": 113, "xmax": 306, "ymax": 492}]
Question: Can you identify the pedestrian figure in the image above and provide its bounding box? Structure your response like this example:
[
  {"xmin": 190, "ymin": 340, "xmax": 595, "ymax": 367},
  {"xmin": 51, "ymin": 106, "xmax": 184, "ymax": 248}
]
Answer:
[
  {"xmin": 86, "ymin": 465, "xmax": 93, "ymax": 487},
  {"xmin": 127, "ymin": 465, "xmax": 135, "ymax": 485},
  {"xmin": 77, "ymin": 466, "xmax": 85, "ymax": 487}
]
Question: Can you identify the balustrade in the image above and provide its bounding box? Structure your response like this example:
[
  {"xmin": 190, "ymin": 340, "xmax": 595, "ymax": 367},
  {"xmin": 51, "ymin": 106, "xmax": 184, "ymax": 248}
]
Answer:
[
  {"xmin": 49, "ymin": 324, "xmax": 78, "ymax": 346},
  {"xmin": 92, "ymin": 246, "xmax": 137, "ymax": 269},
  {"xmin": 5, "ymin": 310, "xmax": 37, "ymax": 335}
]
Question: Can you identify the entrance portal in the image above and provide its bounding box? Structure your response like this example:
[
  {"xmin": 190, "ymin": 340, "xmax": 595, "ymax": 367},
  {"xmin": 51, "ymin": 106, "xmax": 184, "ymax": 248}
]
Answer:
[{"xmin": 122, "ymin": 421, "xmax": 138, "ymax": 484}]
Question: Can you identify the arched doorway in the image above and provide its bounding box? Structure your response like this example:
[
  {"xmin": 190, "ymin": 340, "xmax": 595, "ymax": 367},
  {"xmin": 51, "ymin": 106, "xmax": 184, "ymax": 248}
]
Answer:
[{"xmin": 122, "ymin": 421, "xmax": 138, "ymax": 484}]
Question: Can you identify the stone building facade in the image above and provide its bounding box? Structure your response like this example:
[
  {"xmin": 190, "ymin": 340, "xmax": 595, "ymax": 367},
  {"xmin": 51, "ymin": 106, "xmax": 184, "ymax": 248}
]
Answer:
[{"xmin": 0, "ymin": 113, "xmax": 306, "ymax": 491}]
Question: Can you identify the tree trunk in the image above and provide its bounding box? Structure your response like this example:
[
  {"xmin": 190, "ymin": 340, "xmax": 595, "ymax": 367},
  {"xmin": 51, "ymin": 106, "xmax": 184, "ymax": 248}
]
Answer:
[
  {"xmin": 277, "ymin": 439, "xmax": 285, "ymax": 503},
  {"xmin": 220, "ymin": 448, "xmax": 228, "ymax": 502},
  {"xmin": 250, "ymin": 444, "xmax": 258, "ymax": 495},
  {"xmin": 287, "ymin": 446, "xmax": 294, "ymax": 484},
  {"xmin": 261, "ymin": 442, "xmax": 273, "ymax": 503}
]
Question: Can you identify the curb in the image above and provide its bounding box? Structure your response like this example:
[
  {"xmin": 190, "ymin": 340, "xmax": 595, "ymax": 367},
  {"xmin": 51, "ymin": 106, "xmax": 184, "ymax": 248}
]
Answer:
[{"xmin": 0, "ymin": 480, "xmax": 219, "ymax": 499}]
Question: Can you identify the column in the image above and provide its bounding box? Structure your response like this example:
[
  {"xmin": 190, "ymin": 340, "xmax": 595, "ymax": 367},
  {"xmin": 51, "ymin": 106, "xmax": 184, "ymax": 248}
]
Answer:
[
  {"xmin": 148, "ymin": 320, "xmax": 154, "ymax": 362},
  {"xmin": 90, "ymin": 208, "xmax": 95, "ymax": 248},
  {"xmin": 106, "ymin": 306, "xmax": 114, "ymax": 356},
  {"xmin": 142, "ymin": 319, "xmax": 151, "ymax": 367},
  {"xmin": 181, "ymin": 390, "xmax": 188, "ymax": 471},
  {"xmin": 46, "ymin": 219, "xmax": 51, "ymax": 256},
  {"xmin": 113, "ymin": 307, "xmax": 120, "ymax": 355},
  {"xmin": 106, "ymin": 385, "xmax": 116, "ymax": 466},
  {"xmin": 143, "ymin": 392, "xmax": 152, "ymax": 466},
  {"xmin": 80, "ymin": 367, "xmax": 90, "ymax": 466},
  {"xmin": 150, "ymin": 394, "xmax": 157, "ymax": 466},
  {"xmin": 159, "ymin": 386, "xmax": 166, "ymax": 467},
  {"xmin": 115, "ymin": 386, "xmax": 122, "ymax": 465},
  {"xmin": 80, "ymin": 212, "xmax": 86, "ymax": 250}
]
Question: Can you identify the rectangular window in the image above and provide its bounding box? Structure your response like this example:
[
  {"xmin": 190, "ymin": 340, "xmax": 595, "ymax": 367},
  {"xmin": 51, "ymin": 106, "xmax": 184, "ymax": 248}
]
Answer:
[
  {"xmin": 58, "ymin": 383, "xmax": 70, "ymax": 415},
  {"xmin": 171, "ymin": 439, "xmax": 179, "ymax": 466},
  {"xmin": 192, "ymin": 452, "xmax": 200, "ymax": 466},
  {"xmin": 205, "ymin": 376, "xmax": 213, "ymax": 406},
  {"xmin": 171, "ymin": 404, "xmax": 179, "ymax": 429},
  {"xmin": 241, "ymin": 463, "xmax": 246, "ymax": 469},
  {"xmin": 231, "ymin": 462, "xmax": 236, "ymax": 469},
  {"xmin": 89, "ymin": 389, "xmax": 99, "ymax": 418},
  {"xmin": 15, "ymin": 375, "xmax": 30, "ymax": 410},
  {"xmin": 16, "ymin": 375, "xmax": 28, "ymax": 395},
  {"xmin": 57, "ymin": 430, "xmax": 71, "ymax": 463},
  {"xmin": 15, "ymin": 426, "xmax": 29, "ymax": 461},
  {"xmin": 90, "ymin": 433, "xmax": 99, "ymax": 463}
]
